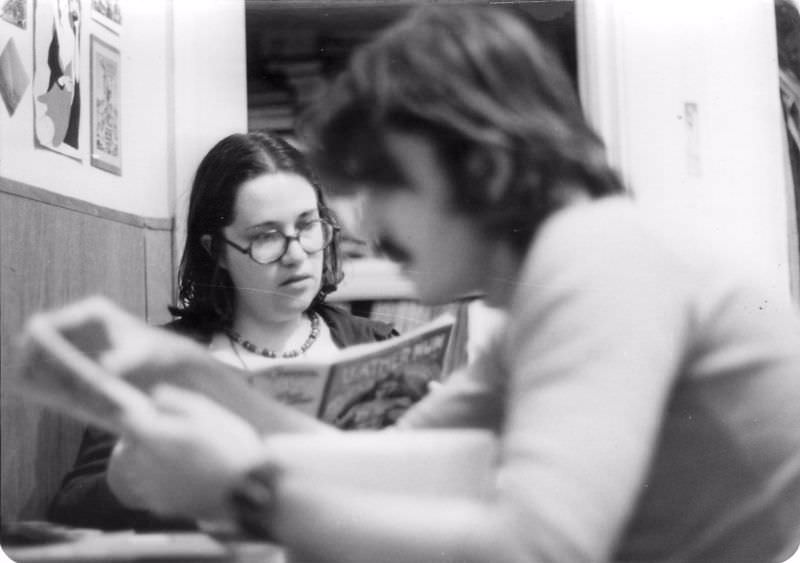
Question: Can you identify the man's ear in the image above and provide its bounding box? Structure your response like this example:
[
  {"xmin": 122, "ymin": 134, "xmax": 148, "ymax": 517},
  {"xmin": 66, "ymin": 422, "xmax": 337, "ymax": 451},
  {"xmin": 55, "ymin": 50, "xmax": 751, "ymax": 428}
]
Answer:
[
  {"xmin": 201, "ymin": 234, "xmax": 227, "ymax": 270},
  {"xmin": 465, "ymin": 148, "xmax": 513, "ymax": 203}
]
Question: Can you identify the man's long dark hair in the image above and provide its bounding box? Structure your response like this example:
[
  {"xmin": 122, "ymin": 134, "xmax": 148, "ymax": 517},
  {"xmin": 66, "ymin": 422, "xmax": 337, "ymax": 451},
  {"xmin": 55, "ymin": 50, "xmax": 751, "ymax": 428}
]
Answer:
[{"xmin": 300, "ymin": 6, "xmax": 624, "ymax": 254}]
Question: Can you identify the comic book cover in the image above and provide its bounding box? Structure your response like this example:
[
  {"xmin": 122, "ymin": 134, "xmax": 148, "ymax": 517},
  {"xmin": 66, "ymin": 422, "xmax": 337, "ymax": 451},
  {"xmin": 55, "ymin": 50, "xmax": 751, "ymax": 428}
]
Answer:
[
  {"xmin": 251, "ymin": 314, "xmax": 455, "ymax": 428},
  {"xmin": 10, "ymin": 313, "xmax": 455, "ymax": 433}
]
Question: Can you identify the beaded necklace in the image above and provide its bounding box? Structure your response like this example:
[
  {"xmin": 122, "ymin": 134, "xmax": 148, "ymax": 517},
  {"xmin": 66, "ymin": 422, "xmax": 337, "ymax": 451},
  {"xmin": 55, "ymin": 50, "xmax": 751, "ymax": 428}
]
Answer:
[{"xmin": 225, "ymin": 311, "xmax": 320, "ymax": 359}]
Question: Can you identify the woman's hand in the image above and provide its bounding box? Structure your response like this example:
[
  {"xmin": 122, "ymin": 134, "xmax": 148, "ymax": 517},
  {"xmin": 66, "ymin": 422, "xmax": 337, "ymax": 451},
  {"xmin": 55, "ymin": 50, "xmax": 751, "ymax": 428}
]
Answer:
[{"xmin": 108, "ymin": 384, "xmax": 264, "ymax": 521}]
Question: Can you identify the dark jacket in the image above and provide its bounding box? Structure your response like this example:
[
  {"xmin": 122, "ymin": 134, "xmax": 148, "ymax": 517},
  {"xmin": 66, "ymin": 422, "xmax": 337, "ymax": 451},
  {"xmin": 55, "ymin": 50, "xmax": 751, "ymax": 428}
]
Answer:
[{"xmin": 47, "ymin": 304, "xmax": 396, "ymax": 531}]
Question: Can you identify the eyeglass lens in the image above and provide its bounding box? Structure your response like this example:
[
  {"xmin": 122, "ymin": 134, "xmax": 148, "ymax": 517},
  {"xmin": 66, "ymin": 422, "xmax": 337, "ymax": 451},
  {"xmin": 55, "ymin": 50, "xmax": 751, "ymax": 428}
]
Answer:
[{"xmin": 250, "ymin": 220, "xmax": 332, "ymax": 263}]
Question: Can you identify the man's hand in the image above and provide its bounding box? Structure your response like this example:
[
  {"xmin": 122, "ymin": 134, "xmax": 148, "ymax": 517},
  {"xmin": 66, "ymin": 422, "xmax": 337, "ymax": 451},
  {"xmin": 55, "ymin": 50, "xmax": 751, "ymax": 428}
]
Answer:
[{"xmin": 108, "ymin": 384, "xmax": 263, "ymax": 520}]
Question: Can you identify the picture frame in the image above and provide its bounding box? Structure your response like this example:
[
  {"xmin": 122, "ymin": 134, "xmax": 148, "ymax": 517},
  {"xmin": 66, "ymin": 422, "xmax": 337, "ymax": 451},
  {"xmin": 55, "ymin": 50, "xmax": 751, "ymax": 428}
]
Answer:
[
  {"xmin": 91, "ymin": 0, "xmax": 120, "ymax": 34},
  {"xmin": 89, "ymin": 35, "xmax": 120, "ymax": 175}
]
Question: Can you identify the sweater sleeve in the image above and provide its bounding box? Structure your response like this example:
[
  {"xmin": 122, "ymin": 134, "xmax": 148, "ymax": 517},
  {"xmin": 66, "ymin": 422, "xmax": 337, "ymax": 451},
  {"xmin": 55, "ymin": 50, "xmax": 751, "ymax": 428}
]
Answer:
[
  {"xmin": 486, "ymin": 203, "xmax": 693, "ymax": 561},
  {"xmin": 47, "ymin": 318, "xmax": 210, "ymax": 530},
  {"xmin": 47, "ymin": 427, "xmax": 196, "ymax": 530}
]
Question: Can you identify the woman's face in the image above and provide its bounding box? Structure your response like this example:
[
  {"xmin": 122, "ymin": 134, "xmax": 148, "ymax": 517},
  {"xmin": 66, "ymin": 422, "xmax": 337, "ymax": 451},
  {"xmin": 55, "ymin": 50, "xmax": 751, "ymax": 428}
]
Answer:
[
  {"xmin": 219, "ymin": 172, "xmax": 325, "ymax": 323},
  {"xmin": 362, "ymin": 131, "xmax": 497, "ymax": 305}
]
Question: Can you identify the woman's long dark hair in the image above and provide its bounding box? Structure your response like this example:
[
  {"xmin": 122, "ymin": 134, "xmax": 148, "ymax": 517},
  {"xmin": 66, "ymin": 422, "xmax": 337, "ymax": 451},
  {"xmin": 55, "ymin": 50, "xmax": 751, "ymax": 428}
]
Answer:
[{"xmin": 170, "ymin": 132, "xmax": 343, "ymax": 330}]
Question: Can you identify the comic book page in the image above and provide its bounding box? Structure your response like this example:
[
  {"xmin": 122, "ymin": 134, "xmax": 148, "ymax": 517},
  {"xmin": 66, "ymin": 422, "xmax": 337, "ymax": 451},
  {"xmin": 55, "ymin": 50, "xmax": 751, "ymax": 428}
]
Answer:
[
  {"xmin": 9, "ymin": 313, "xmax": 455, "ymax": 434},
  {"xmin": 319, "ymin": 320, "xmax": 453, "ymax": 428},
  {"xmin": 250, "ymin": 314, "xmax": 455, "ymax": 428},
  {"xmin": 249, "ymin": 363, "xmax": 330, "ymax": 418},
  {"xmin": 9, "ymin": 317, "xmax": 156, "ymax": 435},
  {"xmin": 9, "ymin": 317, "xmax": 323, "ymax": 436}
]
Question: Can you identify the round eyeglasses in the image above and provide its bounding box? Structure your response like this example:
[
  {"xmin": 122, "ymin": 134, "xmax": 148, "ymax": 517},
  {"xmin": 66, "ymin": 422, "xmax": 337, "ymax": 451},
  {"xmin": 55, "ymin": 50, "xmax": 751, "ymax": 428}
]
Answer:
[{"xmin": 222, "ymin": 218, "xmax": 338, "ymax": 265}]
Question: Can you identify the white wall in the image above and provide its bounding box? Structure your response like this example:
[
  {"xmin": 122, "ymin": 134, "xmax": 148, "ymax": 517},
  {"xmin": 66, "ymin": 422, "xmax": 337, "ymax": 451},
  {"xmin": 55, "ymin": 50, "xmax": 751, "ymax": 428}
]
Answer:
[
  {"xmin": 171, "ymin": 0, "xmax": 248, "ymax": 257},
  {"xmin": 0, "ymin": 0, "xmax": 247, "ymax": 220},
  {"xmin": 1, "ymin": 0, "xmax": 170, "ymax": 217},
  {"xmin": 579, "ymin": 0, "xmax": 792, "ymax": 299}
]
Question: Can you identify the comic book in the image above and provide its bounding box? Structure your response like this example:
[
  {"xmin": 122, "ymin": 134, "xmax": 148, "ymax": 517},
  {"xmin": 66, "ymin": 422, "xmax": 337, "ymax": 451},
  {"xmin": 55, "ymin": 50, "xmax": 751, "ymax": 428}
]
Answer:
[
  {"xmin": 9, "ymin": 316, "xmax": 158, "ymax": 436},
  {"xmin": 248, "ymin": 313, "xmax": 456, "ymax": 428},
  {"xmin": 9, "ymin": 313, "xmax": 456, "ymax": 434}
]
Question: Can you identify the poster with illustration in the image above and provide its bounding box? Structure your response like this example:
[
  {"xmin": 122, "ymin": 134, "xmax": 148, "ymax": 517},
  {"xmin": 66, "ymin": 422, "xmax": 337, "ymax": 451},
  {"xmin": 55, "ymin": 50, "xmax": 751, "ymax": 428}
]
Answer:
[
  {"xmin": 33, "ymin": 0, "xmax": 82, "ymax": 161},
  {"xmin": 0, "ymin": 38, "xmax": 30, "ymax": 115},
  {"xmin": 1, "ymin": 0, "xmax": 27, "ymax": 28},
  {"xmin": 90, "ymin": 35, "xmax": 120, "ymax": 174}
]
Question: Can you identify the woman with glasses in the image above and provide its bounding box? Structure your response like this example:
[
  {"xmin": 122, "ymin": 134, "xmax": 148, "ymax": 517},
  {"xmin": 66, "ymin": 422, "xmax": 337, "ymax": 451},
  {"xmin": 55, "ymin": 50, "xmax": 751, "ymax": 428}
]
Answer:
[
  {"xmin": 47, "ymin": 132, "xmax": 398, "ymax": 531},
  {"xmin": 171, "ymin": 132, "xmax": 396, "ymax": 371}
]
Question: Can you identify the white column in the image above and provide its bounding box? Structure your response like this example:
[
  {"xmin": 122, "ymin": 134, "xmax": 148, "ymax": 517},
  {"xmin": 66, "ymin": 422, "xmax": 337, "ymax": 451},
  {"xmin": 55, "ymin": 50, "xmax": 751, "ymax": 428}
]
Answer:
[{"xmin": 169, "ymin": 0, "xmax": 248, "ymax": 276}]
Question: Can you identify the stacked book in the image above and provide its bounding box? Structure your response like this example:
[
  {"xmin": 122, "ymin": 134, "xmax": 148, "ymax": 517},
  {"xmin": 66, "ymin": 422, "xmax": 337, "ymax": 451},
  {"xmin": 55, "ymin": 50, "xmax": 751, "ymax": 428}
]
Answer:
[{"xmin": 247, "ymin": 87, "xmax": 295, "ymax": 133}]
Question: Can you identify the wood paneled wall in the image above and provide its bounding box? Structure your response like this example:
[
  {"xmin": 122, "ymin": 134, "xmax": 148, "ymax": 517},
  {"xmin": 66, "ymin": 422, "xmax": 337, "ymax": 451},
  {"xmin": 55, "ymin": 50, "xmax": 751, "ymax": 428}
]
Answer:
[{"xmin": 0, "ymin": 177, "xmax": 174, "ymax": 522}]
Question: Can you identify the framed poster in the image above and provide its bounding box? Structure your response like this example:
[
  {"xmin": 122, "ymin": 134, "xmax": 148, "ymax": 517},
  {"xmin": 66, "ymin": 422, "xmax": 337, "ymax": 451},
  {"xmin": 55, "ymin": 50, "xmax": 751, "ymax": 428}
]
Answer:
[
  {"xmin": 90, "ymin": 35, "xmax": 120, "ymax": 174},
  {"xmin": 91, "ymin": 0, "xmax": 119, "ymax": 34},
  {"xmin": 33, "ymin": 0, "xmax": 82, "ymax": 161}
]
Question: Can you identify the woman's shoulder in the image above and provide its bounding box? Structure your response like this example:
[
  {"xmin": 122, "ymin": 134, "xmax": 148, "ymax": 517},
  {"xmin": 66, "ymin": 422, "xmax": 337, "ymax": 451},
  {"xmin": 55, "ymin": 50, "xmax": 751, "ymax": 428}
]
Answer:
[
  {"xmin": 315, "ymin": 303, "xmax": 398, "ymax": 347},
  {"xmin": 159, "ymin": 315, "xmax": 216, "ymax": 345}
]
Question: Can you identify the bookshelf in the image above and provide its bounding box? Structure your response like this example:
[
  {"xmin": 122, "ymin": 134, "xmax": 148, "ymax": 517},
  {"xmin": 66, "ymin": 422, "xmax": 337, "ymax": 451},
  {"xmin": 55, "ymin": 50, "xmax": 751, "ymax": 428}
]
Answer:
[
  {"xmin": 245, "ymin": 2, "xmax": 400, "ymax": 134},
  {"xmin": 244, "ymin": 1, "xmax": 576, "ymax": 134}
]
